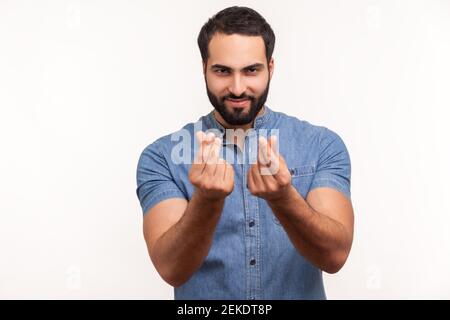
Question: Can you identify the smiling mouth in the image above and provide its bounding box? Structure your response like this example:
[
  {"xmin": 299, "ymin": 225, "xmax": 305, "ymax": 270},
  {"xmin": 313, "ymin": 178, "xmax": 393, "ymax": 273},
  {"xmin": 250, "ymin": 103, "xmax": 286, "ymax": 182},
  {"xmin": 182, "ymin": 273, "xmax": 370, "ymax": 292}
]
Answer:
[{"xmin": 226, "ymin": 98, "xmax": 250, "ymax": 107}]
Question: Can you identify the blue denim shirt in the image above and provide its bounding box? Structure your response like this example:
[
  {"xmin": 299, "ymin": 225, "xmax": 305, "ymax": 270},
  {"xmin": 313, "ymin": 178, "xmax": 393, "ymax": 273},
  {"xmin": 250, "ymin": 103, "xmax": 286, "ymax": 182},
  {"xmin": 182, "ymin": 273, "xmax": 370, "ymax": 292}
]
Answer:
[{"xmin": 136, "ymin": 106, "xmax": 351, "ymax": 300}]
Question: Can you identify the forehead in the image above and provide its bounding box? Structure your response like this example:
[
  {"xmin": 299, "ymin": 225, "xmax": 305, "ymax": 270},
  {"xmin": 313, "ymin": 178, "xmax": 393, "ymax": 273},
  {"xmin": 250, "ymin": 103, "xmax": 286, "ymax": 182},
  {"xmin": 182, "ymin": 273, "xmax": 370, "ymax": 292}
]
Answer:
[{"xmin": 207, "ymin": 33, "xmax": 266, "ymax": 68}]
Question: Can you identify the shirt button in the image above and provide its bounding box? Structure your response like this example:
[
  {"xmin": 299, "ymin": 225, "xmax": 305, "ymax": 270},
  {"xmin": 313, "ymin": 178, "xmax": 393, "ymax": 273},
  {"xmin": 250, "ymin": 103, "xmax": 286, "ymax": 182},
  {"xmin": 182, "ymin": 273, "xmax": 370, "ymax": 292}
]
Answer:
[
  {"xmin": 250, "ymin": 259, "xmax": 256, "ymax": 265},
  {"xmin": 249, "ymin": 220, "xmax": 255, "ymax": 227}
]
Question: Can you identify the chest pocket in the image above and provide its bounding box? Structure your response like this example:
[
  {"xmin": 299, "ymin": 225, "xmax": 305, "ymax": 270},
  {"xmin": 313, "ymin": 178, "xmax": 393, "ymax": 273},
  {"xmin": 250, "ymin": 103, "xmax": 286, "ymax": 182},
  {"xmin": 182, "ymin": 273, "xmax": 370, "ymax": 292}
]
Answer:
[{"xmin": 273, "ymin": 164, "xmax": 316, "ymax": 225}]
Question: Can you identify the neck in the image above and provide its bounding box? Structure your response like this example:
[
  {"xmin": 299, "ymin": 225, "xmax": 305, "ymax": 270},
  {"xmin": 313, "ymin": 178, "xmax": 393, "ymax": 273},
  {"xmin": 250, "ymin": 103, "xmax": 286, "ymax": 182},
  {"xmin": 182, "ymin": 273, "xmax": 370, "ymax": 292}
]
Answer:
[{"xmin": 213, "ymin": 106, "xmax": 266, "ymax": 131}]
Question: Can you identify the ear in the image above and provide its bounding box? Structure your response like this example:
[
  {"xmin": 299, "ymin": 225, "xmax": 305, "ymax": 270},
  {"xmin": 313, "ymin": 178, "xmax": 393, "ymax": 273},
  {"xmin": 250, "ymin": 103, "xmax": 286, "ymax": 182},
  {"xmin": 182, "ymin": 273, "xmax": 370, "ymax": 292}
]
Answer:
[{"xmin": 268, "ymin": 57, "xmax": 274, "ymax": 80}]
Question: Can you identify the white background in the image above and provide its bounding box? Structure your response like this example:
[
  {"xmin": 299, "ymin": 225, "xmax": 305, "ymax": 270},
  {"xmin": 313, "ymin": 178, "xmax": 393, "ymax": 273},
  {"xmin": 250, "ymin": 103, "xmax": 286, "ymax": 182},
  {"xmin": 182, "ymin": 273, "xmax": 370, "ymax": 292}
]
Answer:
[{"xmin": 1, "ymin": 0, "xmax": 449, "ymax": 299}]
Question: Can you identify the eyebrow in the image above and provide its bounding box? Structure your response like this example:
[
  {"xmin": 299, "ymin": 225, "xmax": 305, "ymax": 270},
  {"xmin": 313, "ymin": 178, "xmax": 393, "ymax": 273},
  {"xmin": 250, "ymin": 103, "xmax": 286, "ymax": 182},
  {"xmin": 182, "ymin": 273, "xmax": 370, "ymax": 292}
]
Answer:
[{"xmin": 210, "ymin": 63, "xmax": 265, "ymax": 71}]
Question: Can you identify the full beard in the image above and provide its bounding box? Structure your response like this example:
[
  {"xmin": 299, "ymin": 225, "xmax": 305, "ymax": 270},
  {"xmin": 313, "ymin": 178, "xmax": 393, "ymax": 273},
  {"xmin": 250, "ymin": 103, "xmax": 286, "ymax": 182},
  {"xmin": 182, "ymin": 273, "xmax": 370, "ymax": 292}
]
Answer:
[{"xmin": 205, "ymin": 79, "xmax": 270, "ymax": 126}]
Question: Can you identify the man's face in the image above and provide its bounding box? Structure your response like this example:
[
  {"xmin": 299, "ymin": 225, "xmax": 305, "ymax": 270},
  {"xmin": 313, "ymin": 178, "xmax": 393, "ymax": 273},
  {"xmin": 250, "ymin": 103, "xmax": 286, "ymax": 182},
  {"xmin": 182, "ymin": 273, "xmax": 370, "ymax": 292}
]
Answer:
[{"xmin": 203, "ymin": 33, "xmax": 274, "ymax": 126}]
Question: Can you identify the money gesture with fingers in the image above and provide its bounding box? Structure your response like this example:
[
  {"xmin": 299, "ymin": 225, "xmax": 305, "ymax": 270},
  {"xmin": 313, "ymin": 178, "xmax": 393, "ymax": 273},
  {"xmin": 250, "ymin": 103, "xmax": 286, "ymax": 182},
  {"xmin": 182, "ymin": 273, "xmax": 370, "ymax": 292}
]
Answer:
[
  {"xmin": 247, "ymin": 135, "xmax": 292, "ymax": 202},
  {"xmin": 189, "ymin": 131, "xmax": 235, "ymax": 201}
]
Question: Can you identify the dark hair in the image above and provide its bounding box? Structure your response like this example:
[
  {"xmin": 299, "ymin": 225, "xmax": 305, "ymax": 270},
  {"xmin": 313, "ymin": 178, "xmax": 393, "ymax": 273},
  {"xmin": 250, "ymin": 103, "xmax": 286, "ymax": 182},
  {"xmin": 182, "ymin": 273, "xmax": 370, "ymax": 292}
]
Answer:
[{"xmin": 197, "ymin": 6, "xmax": 275, "ymax": 64}]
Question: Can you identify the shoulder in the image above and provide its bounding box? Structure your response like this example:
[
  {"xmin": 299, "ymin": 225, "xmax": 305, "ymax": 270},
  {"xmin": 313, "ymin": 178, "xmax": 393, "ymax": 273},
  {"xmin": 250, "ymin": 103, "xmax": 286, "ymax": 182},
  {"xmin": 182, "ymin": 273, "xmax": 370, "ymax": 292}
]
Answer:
[
  {"xmin": 139, "ymin": 121, "xmax": 197, "ymax": 160},
  {"xmin": 274, "ymin": 110, "xmax": 336, "ymax": 141},
  {"xmin": 272, "ymin": 109, "xmax": 349, "ymax": 157}
]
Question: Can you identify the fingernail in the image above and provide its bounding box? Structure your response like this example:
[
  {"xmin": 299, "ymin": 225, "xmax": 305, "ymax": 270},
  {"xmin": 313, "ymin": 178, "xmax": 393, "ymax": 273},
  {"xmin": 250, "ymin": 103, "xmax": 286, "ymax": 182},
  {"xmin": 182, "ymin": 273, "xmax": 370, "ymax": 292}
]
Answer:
[{"xmin": 207, "ymin": 132, "xmax": 215, "ymax": 140}]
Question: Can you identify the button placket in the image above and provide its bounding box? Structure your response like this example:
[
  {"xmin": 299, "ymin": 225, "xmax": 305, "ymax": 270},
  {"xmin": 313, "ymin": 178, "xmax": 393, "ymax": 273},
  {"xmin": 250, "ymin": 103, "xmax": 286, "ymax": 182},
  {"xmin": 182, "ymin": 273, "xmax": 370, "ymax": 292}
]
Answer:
[{"xmin": 243, "ymin": 134, "xmax": 261, "ymax": 300}]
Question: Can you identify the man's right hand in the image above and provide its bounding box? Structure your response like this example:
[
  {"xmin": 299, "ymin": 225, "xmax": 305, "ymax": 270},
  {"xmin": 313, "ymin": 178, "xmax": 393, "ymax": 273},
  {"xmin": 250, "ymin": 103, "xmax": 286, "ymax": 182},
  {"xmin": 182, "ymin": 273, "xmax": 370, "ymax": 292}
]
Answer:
[
  {"xmin": 144, "ymin": 131, "xmax": 234, "ymax": 287},
  {"xmin": 189, "ymin": 131, "xmax": 235, "ymax": 201}
]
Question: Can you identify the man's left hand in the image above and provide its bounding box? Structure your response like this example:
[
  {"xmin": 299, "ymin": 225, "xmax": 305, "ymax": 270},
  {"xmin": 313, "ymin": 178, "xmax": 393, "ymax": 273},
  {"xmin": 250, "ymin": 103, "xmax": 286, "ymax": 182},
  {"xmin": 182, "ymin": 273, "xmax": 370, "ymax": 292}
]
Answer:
[{"xmin": 247, "ymin": 135, "xmax": 293, "ymax": 202}]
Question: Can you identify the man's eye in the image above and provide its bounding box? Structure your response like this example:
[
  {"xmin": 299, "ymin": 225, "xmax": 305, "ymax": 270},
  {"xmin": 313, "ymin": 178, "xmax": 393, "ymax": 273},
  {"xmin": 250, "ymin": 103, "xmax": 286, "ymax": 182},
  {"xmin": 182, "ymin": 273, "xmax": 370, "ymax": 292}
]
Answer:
[
  {"xmin": 216, "ymin": 69, "xmax": 229, "ymax": 74},
  {"xmin": 246, "ymin": 68, "xmax": 257, "ymax": 73}
]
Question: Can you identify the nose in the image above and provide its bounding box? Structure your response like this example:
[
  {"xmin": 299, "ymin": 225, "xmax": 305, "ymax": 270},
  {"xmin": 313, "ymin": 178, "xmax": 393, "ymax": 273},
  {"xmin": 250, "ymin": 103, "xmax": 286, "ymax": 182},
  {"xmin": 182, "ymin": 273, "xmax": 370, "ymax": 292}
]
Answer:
[{"xmin": 228, "ymin": 74, "xmax": 247, "ymax": 98}]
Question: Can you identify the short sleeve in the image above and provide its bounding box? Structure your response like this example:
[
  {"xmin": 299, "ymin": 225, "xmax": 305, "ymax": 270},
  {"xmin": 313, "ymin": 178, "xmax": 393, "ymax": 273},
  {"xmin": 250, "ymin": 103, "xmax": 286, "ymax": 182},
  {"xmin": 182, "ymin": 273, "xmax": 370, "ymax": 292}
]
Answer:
[
  {"xmin": 136, "ymin": 142, "xmax": 187, "ymax": 215},
  {"xmin": 309, "ymin": 128, "xmax": 352, "ymax": 199}
]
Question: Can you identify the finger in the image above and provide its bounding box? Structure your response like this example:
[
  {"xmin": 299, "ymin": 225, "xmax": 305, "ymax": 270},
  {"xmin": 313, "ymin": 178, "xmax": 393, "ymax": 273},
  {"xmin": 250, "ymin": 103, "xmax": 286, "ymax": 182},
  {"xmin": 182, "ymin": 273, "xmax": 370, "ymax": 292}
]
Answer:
[
  {"xmin": 194, "ymin": 131, "xmax": 215, "ymax": 163},
  {"xmin": 272, "ymin": 155, "xmax": 288, "ymax": 183},
  {"xmin": 265, "ymin": 135, "xmax": 280, "ymax": 176},
  {"xmin": 207, "ymin": 137, "xmax": 222, "ymax": 164},
  {"xmin": 258, "ymin": 136, "xmax": 270, "ymax": 166},
  {"xmin": 195, "ymin": 130, "xmax": 206, "ymax": 144},
  {"xmin": 204, "ymin": 137, "xmax": 221, "ymax": 175},
  {"xmin": 251, "ymin": 163, "xmax": 265, "ymax": 188},
  {"xmin": 271, "ymin": 156, "xmax": 281, "ymax": 176},
  {"xmin": 194, "ymin": 131, "xmax": 206, "ymax": 164},
  {"xmin": 268, "ymin": 135, "xmax": 279, "ymax": 156},
  {"xmin": 201, "ymin": 132, "xmax": 216, "ymax": 163},
  {"xmin": 206, "ymin": 131, "xmax": 216, "ymax": 142},
  {"xmin": 260, "ymin": 166, "xmax": 277, "ymax": 187},
  {"xmin": 247, "ymin": 168, "xmax": 256, "ymax": 191},
  {"xmin": 215, "ymin": 158, "xmax": 227, "ymax": 180},
  {"xmin": 225, "ymin": 163, "xmax": 234, "ymax": 184}
]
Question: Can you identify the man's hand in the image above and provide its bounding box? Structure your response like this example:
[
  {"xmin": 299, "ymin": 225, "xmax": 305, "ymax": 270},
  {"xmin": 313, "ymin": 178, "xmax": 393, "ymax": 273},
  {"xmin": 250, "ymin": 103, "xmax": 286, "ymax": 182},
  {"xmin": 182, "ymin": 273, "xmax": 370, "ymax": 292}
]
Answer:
[
  {"xmin": 189, "ymin": 131, "xmax": 235, "ymax": 201},
  {"xmin": 247, "ymin": 135, "xmax": 292, "ymax": 202},
  {"xmin": 145, "ymin": 132, "xmax": 235, "ymax": 287},
  {"xmin": 247, "ymin": 136, "xmax": 353, "ymax": 273}
]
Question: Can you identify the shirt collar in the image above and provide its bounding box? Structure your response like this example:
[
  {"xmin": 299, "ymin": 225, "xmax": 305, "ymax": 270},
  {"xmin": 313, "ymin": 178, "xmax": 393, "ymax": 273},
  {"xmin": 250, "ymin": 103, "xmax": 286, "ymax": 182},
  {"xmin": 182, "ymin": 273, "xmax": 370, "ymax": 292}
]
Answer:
[
  {"xmin": 203, "ymin": 104, "xmax": 273, "ymax": 133},
  {"xmin": 201, "ymin": 105, "xmax": 274, "ymax": 146}
]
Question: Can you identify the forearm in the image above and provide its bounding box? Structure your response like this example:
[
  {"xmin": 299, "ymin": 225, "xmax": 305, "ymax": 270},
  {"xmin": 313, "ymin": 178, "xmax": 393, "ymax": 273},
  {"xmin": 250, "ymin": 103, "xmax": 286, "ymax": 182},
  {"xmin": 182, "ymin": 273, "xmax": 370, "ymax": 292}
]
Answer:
[
  {"xmin": 152, "ymin": 192, "xmax": 224, "ymax": 287},
  {"xmin": 268, "ymin": 185, "xmax": 352, "ymax": 273}
]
